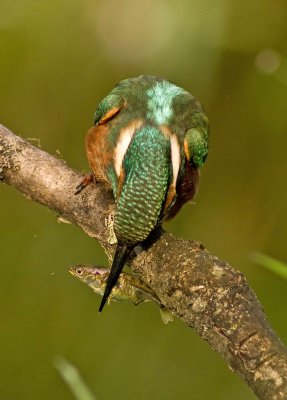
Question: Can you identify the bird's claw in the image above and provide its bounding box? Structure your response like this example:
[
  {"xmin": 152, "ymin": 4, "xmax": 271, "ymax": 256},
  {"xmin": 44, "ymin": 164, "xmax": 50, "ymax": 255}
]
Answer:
[{"xmin": 74, "ymin": 173, "xmax": 95, "ymax": 195}]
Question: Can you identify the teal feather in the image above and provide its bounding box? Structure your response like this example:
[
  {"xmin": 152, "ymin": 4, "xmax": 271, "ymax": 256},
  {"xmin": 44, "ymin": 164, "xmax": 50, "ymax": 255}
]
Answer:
[{"xmin": 114, "ymin": 126, "xmax": 171, "ymax": 243}]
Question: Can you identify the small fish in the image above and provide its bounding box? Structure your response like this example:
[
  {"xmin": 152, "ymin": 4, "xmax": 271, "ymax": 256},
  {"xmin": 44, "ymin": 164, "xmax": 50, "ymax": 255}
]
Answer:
[{"xmin": 69, "ymin": 265, "xmax": 173, "ymax": 324}]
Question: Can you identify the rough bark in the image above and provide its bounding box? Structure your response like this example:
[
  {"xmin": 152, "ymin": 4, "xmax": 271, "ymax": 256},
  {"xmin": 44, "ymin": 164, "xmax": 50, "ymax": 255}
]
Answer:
[{"xmin": 1, "ymin": 123, "xmax": 287, "ymax": 400}]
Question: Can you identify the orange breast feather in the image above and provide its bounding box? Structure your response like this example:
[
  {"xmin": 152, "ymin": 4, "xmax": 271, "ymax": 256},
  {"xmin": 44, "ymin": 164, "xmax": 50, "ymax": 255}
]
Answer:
[{"xmin": 85, "ymin": 125, "xmax": 114, "ymax": 189}]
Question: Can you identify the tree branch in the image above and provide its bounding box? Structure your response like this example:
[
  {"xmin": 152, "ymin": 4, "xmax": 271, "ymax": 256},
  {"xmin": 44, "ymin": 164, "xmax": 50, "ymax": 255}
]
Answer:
[{"xmin": 1, "ymin": 123, "xmax": 287, "ymax": 399}]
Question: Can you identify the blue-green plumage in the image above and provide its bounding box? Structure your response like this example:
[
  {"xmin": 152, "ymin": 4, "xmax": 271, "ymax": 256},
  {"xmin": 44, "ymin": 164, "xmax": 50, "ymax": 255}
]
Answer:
[
  {"xmin": 83, "ymin": 75, "xmax": 209, "ymax": 312},
  {"xmin": 115, "ymin": 126, "xmax": 171, "ymax": 243}
]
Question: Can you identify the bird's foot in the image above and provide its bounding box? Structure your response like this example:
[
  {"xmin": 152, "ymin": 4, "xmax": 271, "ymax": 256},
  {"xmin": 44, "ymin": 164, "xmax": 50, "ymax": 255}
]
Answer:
[{"xmin": 74, "ymin": 173, "xmax": 95, "ymax": 195}]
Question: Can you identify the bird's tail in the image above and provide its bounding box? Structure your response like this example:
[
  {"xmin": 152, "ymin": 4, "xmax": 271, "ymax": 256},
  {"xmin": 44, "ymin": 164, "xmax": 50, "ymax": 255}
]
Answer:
[{"xmin": 98, "ymin": 243, "xmax": 130, "ymax": 312}]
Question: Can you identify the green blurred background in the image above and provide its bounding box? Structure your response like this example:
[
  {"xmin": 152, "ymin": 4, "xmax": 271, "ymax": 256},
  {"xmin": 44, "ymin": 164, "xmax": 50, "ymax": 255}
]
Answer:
[{"xmin": 1, "ymin": 1, "xmax": 287, "ymax": 399}]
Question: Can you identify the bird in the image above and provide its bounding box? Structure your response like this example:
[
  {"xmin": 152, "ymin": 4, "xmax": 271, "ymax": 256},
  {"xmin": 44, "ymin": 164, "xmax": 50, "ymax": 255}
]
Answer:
[{"xmin": 78, "ymin": 75, "xmax": 209, "ymax": 312}]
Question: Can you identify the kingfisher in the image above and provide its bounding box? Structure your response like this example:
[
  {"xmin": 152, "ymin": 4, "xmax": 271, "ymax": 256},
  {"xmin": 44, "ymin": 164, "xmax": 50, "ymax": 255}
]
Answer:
[{"xmin": 77, "ymin": 75, "xmax": 209, "ymax": 312}]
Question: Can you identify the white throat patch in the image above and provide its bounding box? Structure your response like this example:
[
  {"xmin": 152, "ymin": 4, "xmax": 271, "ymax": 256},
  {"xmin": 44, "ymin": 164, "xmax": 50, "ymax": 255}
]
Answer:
[
  {"xmin": 170, "ymin": 134, "xmax": 180, "ymax": 187},
  {"xmin": 114, "ymin": 120, "xmax": 143, "ymax": 177}
]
